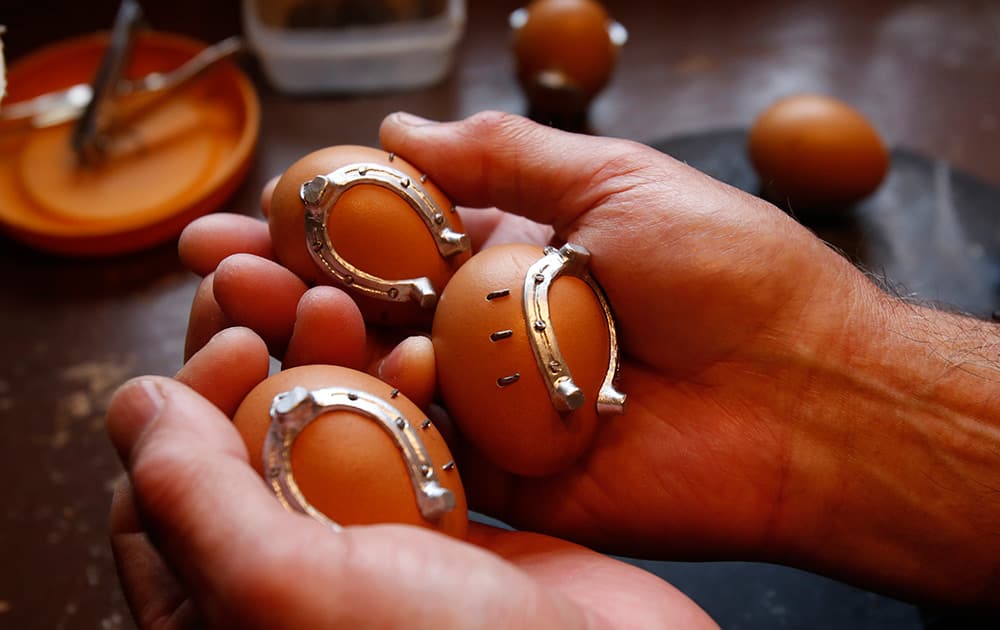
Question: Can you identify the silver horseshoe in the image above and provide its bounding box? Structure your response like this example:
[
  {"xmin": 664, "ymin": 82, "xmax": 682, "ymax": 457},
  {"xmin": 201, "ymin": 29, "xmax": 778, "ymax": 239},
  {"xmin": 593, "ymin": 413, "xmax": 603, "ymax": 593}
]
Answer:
[
  {"xmin": 300, "ymin": 162, "xmax": 470, "ymax": 308},
  {"xmin": 264, "ymin": 386, "xmax": 456, "ymax": 531},
  {"xmin": 522, "ymin": 244, "xmax": 627, "ymax": 415}
]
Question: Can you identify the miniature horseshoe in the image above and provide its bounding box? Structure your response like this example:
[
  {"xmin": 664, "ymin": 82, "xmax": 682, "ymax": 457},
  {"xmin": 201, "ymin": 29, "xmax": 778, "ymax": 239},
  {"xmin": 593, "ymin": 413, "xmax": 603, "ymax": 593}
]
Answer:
[
  {"xmin": 301, "ymin": 162, "xmax": 470, "ymax": 308},
  {"xmin": 265, "ymin": 385, "xmax": 456, "ymax": 531},
  {"xmin": 523, "ymin": 243, "xmax": 626, "ymax": 414},
  {"xmin": 267, "ymin": 145, "xmax": 472, "ymax": 327}
]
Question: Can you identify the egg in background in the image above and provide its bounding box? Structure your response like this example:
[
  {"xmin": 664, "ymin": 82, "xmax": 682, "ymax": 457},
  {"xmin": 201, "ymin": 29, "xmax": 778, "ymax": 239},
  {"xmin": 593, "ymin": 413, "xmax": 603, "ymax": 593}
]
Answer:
[
  {"xmin": 511, "ymin": 0, "xmax": 626, "ymax": 129},
  {"xmin": 748, "ymin": 93, "xmax": 889, "ymax": 212}
]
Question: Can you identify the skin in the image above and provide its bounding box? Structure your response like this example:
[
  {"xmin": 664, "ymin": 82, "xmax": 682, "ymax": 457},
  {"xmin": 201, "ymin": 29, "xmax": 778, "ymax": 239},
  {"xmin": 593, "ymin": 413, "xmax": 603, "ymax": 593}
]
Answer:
[{"xmin": 108, "ymin": 111, "xmax": 1000, "ymax": 627}]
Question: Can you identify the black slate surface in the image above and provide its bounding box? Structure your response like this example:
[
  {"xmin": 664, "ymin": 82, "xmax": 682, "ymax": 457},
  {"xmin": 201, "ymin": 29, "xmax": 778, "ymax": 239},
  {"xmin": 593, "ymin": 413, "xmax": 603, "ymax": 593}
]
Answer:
[{"xmin": 651, "ymin": 129, "xmax": 1000, "ymax": 318}]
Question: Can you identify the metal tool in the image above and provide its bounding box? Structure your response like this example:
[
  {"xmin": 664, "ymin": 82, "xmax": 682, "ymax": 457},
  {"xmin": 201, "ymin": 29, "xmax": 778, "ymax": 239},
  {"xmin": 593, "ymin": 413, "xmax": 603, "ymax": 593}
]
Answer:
[
  {"xmin": 71, "ymin": 0, "xmax": 144, "ymax": 164},
  {"xmin": 0, "ymin": 28, "xmax": 243, "ymax": 135}
]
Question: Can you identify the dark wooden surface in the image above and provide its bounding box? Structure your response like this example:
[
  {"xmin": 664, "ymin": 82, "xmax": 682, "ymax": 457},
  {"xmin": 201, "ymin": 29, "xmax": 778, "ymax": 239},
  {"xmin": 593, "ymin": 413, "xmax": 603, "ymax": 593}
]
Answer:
[{"xmin": 2, "ymin": 1, "xmax": 999, "ymax": 628}]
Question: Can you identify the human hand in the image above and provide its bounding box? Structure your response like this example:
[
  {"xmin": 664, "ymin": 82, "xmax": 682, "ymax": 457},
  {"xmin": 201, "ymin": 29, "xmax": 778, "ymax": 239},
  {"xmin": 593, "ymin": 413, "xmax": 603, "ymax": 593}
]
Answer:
[
  {"xmin": 173, "ymin": 111, "xmax": 1000, "ymax": 610},
  {"xmin": 376, "ymin": 112, "xmax": 1000, "ymax": 611},
  {"xmin": 107, "ymin": 327, "xmax": 715, "ymax": 628}
]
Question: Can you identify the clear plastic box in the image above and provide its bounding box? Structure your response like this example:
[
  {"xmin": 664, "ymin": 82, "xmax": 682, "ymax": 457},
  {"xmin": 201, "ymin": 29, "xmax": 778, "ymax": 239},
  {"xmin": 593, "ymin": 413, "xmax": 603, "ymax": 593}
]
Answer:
[{"xmin": 242, "ymin": 0, "xmax": 466, "ymax": 94}]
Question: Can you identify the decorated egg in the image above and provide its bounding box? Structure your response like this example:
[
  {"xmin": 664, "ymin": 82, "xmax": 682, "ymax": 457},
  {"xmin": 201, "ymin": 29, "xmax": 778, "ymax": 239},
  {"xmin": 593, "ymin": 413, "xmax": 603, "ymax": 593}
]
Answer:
[
  {"xmin": 432, "ymin": 243, "xmax": 625, "ymax": 477},
  {"xmin": 268, "ymin": 145, "xmax": 471, "ymax": 326},
  {"xmin": 233, "ymin": 364, "xmax": 468, "ymax": 537},
  {"xmin": 748, "ymin": 93, "xmax": 889, "ymax": 211}
]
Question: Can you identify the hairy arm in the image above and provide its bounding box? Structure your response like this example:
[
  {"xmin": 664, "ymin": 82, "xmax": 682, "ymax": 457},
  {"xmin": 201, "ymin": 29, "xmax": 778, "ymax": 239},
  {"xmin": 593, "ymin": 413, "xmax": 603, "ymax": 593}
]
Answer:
[{"xmin": 765, "ymin": 282, "xmax": 1000, "ymax": 609}]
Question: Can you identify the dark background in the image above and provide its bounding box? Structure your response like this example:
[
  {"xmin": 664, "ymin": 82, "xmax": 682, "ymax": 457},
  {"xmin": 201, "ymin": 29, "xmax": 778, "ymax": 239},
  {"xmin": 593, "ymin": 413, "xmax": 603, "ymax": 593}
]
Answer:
[{"xmin": 1, "ymin": 1, "xmax": 998, "ymax": 628}]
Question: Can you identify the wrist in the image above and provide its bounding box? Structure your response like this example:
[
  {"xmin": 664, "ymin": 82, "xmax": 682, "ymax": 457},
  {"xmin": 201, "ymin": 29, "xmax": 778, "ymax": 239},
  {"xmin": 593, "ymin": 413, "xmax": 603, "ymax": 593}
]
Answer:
[{"xmin": 768, "ymin": 279, "xmax": 1000, "ymax": 608}]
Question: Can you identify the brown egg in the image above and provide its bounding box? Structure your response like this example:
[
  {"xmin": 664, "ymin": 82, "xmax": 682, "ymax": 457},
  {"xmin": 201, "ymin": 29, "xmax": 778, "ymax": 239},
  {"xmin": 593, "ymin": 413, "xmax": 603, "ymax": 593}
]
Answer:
[
  {"xmin": 511, "ymin": 0, "xmax": 624, "ymax": 105},
  {"xmin": 233, "ymin": 364, "xmax": 468, "ymax": 538},
  {"xmin": 432, "ymin": 243, "xmax": 623, "ymax": 477},
  {"xmin": 269, "ymin": 145, "xmax": 471, "ymax": 327},
  {"xmin": 748, "ymin": 93, "xmax": 889, "ymax": 211}
]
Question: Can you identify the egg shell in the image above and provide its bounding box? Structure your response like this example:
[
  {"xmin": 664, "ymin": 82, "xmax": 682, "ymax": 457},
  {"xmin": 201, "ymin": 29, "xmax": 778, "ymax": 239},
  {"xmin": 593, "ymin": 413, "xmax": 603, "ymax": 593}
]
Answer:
[
  {"xmin": 513, "ymin": 0, "xmax": 618, "ymax": 100},
  {"xmin": 748, "ymin": 93, "xmax": 889, "ymax": 210},
  {"xmin": 268, "ymin": 145, "xmax": 470, "ymax": 326},
  {"xmin": 432, "ymin": 243, "xmax": 611, "ymax": 476},
  {"xmin": 233, "ymin": 364, "xmax": 468, "ymax": 538}
]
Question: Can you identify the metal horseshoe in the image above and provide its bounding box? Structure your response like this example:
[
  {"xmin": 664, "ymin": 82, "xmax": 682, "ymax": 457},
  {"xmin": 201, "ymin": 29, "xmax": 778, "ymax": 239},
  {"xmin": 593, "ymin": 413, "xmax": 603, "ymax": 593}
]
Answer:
[
  {"xmin": 263, "ymin": 385, "xmax": 456, "ymax": 531},
  {"xmin": 300, "ymin": 162, "xmax": 470, "ymax": 309}
]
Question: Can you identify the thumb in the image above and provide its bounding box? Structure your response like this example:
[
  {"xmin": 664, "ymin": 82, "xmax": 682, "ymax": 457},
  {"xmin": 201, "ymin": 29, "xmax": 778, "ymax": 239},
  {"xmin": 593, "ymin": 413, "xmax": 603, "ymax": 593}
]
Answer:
[
  {"xmin": 106, "ymin": 376, "xmax": 311, "ymax": 624},
  {"xmin": 378, "ymin": 110, "xmax": 660, "ymax": 236}
]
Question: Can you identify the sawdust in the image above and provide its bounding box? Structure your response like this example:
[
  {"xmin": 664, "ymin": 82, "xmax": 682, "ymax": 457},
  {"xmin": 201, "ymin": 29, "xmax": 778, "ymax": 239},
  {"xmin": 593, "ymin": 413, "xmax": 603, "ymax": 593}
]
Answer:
[{"xmin": 52, "ymin": 358, "xmax": 136, "ymax": 450}]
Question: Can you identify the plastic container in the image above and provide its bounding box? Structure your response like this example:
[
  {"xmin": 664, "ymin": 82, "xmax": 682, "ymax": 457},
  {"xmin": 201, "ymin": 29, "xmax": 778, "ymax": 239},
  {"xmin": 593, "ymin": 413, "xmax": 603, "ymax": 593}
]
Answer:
[{"xmin": 242, "ymin": 0, "xmax": 465, "ymax": 93}]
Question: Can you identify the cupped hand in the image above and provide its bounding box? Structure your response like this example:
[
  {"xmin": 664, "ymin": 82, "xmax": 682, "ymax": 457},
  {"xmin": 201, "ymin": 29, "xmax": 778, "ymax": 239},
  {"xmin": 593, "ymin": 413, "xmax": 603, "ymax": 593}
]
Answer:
[
  {"xmin": 372, "ymin": 111, "xmax": 884, "ymax": 560},
  {"xmin": 174, "ymin": 112, "xmax": 889, "ymax": 588},
  {"xmin": 108, "ymin": 327, "xmax": 715, "ymax": 628}
]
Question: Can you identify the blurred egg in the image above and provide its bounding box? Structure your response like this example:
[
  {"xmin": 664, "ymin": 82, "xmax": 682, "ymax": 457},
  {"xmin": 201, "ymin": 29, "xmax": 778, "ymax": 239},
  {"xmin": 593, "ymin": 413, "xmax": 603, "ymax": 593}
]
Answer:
[
  {"xmin": 269, "ymin": 145, "xmax": 471, "ymax": 326},
  {"xmin": 511, "ymin": 0, "xmax": 626, "ymax": 123},
  {"xmin": 233, "ymin": 364, "xmax": 468, "ymax": 537},
  {"xmin": 432, "ymin": 243, "xmax": 618, "ymax": 477},
  {"xmin": 748, "ymin": 93, "xmax": 889, "ymax": 210}
]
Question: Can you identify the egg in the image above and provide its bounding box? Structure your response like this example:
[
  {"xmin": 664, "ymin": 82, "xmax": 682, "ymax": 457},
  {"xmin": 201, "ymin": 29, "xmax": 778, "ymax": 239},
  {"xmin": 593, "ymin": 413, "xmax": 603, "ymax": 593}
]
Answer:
[
  {"xmin": 432, "ymin": 243, "xmax": 625, "ymax": 477},
  {"xmin": 748, "ymin": 93, "xmax": 889, "ymax": 211},
  {"xmin": 233, "ymin": 364, "xmax": 468, "ymax": 537},
  {"xmin": 269, "ymin": 145, "xmax": 471, "ymax": 327},
  {"xmin": 511, "ymin": 0, "xmax": 626, "ymax": 122}
]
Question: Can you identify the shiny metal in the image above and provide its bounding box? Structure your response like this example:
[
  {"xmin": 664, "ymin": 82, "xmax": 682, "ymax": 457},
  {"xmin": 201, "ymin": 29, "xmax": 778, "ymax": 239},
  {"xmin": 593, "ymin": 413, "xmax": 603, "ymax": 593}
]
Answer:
[
  {"xmin": 1, "ymin": 36, "xmax": 244, "ymax": 131},
  {"xmin": 608, "ymin": 21, "xmax": 629, "ymax": 47},
  {"xmin": 301, "ymin": 162, "xmax": 470, "ymax": 308},
  {"xmin": 71, "ymin": 0, "xmax": 143, "ymax": 164},
  {"xmin": 490, "ymin": 329, "xmax": 514, "ymax": 342},
  {"xmin": 497, "ymin": 373, "xmax": 521, "ymax": 387},
  {"xmin": 120, "ymin": 36, "xmax": 244, "ymax": 95},
  {"xmin": 522, "ymin": 243, "xmax": 626, "ymax": 415},
  {"xmin": 264, "ymin": 386, "xmax": 456, "ymax": 531}
]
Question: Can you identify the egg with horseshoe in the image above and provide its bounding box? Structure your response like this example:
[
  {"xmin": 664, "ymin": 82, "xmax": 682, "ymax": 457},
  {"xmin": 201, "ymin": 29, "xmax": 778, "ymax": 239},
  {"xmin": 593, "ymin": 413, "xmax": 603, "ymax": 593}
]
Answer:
[
  {"xmin": 233, "ymin": 364, "xmax": 468, "ymax": 537},
  {"xmin": 432, "ymin": 242, "xmax": 626, "ymax": 477},
  {"xmin": 268, "ymin": 145, "xmax": 472, "ymax": 327}
]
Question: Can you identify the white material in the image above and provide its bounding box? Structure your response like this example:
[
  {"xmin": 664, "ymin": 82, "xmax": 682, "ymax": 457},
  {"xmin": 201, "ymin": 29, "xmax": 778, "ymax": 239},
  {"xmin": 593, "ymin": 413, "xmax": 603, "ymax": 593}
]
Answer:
[{"xmin": 241, "ymin": 0, "xmax": 466, "ymax": 93}]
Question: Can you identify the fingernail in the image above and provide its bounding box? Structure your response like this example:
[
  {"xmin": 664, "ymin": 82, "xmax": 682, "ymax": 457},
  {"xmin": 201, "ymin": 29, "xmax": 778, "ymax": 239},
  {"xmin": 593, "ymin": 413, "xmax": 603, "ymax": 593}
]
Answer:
[
  {"xmin": 394, "ymin": 111, "xmax": 437, "ymax": 127},
  {"xmin": 107, "ymin": 378, "xmax": 165, "ymax": 461}
]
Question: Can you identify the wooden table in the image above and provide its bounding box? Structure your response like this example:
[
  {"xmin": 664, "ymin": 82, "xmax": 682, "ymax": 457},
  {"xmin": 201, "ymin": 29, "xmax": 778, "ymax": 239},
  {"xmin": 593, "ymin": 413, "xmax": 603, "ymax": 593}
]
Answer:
[{"xmin": 2, "ymin": 1, "xmax": 998, "ymax": 627}]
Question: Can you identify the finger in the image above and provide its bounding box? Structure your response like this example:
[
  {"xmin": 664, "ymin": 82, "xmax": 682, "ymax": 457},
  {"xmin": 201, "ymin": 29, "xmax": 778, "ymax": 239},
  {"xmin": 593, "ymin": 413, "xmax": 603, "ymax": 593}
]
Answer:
[
  {"xmin": 379, "ymin": 110, "xmax": 657, "ymax": 234},
  {"xmin": 374, "ymin": 335, "xmax": 436, "ymax": 410},
  {"xmin": 109, "ymin": 477, "xmax": 198, "ymax": 628},
  {"xmin": 283, "ymin": 286, "xmax": 367, "ymax": 370},
  {"xmin": 260, "ymin": 175, "xmax": 279, "ymax": 219},
  {"xmin": 457, "ymin": 206, "xmax": 555, "ymax": 251},
  {"xmin": 178, "ymin": 213, "xmax": 274, "ymax": 276},
  {"xmin": 213, "ymin": 253, "xmax": 308, "ymax": 357},
  {"xmin": 106, "ymin": 376, "xmax": 308, "ymax": 626},
  {"xmin": 183, "ymin": 273, "xmax": 230, "ymax": 362},
  {"xmin": 175, "ymin": 326, "xmax": 270, "ymax": 417}
]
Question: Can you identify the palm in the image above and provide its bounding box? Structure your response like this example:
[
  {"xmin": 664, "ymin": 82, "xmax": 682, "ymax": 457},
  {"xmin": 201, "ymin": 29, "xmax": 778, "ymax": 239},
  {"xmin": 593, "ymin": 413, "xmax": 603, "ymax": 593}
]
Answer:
[{"xmin": 398, "ymin": 155, "xmax": 850, "ymax": 562}]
